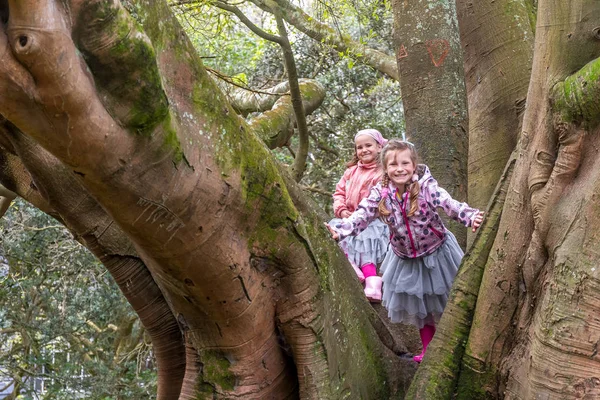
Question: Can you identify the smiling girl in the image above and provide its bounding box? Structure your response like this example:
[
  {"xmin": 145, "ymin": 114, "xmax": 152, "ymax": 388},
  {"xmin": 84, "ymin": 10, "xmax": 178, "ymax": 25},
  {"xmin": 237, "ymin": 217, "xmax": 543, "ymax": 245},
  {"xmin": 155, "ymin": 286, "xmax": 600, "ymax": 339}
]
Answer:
[{"xmin": 330, "ymin": 129, "xmax": 390, "ymax": 302}]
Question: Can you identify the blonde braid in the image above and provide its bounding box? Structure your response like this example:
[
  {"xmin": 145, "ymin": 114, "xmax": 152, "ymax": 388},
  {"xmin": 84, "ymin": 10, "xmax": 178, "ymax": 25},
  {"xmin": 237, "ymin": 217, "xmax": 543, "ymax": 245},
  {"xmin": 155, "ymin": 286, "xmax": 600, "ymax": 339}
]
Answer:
[
  {"xmin": 378, "ymin": 174, "xmax": 392, "ymax": 218},
  {"xmin": 407, "ymin": 180, "xmax": 420, "ymax": 217}
]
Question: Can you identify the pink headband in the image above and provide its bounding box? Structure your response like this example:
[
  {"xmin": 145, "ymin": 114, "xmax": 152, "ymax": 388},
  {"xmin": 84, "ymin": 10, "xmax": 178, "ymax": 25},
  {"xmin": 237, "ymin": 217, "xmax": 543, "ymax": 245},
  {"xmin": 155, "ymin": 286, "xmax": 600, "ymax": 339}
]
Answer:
[{"xmin": 354, "ymin": 129, "xmax": 388, "ymax": 146}]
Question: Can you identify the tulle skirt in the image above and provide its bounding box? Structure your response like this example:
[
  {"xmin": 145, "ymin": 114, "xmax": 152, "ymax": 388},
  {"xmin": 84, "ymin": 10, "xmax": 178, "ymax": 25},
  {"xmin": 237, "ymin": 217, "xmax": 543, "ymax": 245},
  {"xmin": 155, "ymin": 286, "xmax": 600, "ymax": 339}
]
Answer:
[
  {"xmin": 381, "ymin": 231, "xmax": 463, "ymax": 329},
  {"xmin": 329, "ymin": 218, "xmax": 390, "ymax": 268}
]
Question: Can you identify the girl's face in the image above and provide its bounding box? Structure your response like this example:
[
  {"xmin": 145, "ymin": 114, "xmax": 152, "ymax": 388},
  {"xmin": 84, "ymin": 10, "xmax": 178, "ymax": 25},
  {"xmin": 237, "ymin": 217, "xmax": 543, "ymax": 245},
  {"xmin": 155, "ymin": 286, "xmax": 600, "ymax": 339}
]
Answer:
[
  {"xmin": 355, "ymin": 135, "xmax": 382, "ymax": 165},
  {"xmin": 385, "ymin": 149, "xmax": 416, "ymax": 188}
]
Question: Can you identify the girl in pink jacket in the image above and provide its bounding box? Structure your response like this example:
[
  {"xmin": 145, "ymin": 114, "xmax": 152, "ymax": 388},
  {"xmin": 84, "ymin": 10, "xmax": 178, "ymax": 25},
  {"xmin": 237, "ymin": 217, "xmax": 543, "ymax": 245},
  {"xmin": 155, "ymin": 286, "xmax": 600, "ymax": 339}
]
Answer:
[
  {"xmin": 330, "ymin": 129, "xmax": 390, "ymax": 302},
  {"xmin": 327, "ymin": 139, "xmax": 484, "ymax": 363}
]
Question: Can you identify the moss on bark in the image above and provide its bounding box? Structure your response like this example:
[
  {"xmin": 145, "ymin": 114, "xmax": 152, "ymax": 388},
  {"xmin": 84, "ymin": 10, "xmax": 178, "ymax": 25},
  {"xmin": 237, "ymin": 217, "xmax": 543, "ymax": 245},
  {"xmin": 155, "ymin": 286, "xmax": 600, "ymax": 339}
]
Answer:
[{"xmin": 552, "ymin": 57, "xmax": 600, "ymax": 126}]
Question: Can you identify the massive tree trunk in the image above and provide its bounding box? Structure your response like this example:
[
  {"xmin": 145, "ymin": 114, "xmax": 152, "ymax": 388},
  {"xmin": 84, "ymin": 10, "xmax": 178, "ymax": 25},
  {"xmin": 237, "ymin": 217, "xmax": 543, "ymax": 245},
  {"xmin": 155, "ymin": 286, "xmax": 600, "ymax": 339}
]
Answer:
[
  {"xmin": 465, "ymin": 1, "xmax": 600, "ymax": 396},
  {"xmin": 0, "ymin": 0, "xmax": 413, "ymax": 398},
  {"xmin": 391, "ymin": 0, "xmax": 470, "ymax": 245}
]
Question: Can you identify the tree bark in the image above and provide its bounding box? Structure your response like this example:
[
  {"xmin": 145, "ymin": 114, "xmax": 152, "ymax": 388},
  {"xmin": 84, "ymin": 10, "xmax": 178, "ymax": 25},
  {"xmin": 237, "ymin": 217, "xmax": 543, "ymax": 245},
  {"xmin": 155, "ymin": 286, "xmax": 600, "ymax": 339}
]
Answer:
[
  {"xmin": 456, "ymin": 1, "xmax": 600, "ymax": 397},
  {"xmin": 407, "ymin": 152, "xmax": 516, "ymax": 398},
  {"xmin": 391, "ymin": 0, "xmax": 469, "ymax": 246},
  {"xmin": 455, "ymin": 0, "xmax": 533, "ymax": 224}
]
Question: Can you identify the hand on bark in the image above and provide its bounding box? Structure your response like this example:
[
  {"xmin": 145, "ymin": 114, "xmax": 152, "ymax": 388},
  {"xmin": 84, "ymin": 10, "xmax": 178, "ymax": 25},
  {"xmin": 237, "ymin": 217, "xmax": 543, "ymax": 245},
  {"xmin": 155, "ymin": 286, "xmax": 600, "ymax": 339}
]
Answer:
[
  {"xmin": 325, "ymin": 223, "xmax": 340, "ymax": 241},
  {"xmin": 340, "ymin": 210, "xmax": 352, "ymax": 218},
  {"xmin": 472, "ymin": 211, "xmax": 485, "ymax": 232}
]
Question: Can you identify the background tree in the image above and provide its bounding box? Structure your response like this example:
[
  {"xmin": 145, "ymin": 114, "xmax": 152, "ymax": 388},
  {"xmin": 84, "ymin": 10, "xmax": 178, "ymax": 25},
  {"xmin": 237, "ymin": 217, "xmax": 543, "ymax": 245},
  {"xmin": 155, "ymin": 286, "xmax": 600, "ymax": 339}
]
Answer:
[{"xmin": 0, "ymin": 200, "xmax": 157, "ymax": 399}]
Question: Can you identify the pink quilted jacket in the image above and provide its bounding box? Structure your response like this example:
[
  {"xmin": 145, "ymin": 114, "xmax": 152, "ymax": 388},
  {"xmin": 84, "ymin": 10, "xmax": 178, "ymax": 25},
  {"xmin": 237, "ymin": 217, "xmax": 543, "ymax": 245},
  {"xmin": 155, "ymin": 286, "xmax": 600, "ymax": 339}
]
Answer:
[{"xmin": 332, "ymin": 162, "xmax": 383, "ymax": 218}]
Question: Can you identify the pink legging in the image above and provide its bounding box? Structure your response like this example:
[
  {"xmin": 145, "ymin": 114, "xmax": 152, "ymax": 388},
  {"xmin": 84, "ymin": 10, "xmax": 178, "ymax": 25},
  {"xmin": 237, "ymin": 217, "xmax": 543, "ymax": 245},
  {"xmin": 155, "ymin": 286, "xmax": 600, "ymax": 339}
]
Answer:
[{"xmin": 361, "ymin": 263, "xmax": 377, "ymax": 278}]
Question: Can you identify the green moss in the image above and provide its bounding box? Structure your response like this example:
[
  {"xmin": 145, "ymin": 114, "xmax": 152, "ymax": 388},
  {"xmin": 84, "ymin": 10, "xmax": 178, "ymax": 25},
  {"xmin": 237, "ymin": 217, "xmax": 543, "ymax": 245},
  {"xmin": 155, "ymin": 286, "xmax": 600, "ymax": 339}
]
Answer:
[
  {"xmin": 524, "ymin": 0, "xmax": 537, "ymax": 34},
  {"xmin": 357, "ymin": 326, "xmax": 390, "ymax": 398},
  {"xmin": 552, "ymin": 57, "xmax": 600, "ymax": 126},
  {"xmin": 79, "ymin": 2, "xmax": 169, "ymax": 136},
  {"xmin": 199, "ymin": 350, "xmax": 236, "ymax": 392},
  {"xmin": 161, "ymin": 114, "xmax": 184, "ymax": 163},
  {"xmin": 454, "ymin": 361, "xmax": 496, "ymax": 400}
]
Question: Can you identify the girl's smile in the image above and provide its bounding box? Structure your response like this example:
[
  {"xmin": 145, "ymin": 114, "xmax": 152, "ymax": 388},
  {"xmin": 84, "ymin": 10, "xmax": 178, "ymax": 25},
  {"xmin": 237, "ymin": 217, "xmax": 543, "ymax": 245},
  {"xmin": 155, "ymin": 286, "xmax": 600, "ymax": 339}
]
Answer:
[
  {"xmin": 355, "ymin": 135, "xmax": 382, "ymax": 165},
  {"xmin": 385, "ymin": 149, "xmax": 416, "ymax": 189}
]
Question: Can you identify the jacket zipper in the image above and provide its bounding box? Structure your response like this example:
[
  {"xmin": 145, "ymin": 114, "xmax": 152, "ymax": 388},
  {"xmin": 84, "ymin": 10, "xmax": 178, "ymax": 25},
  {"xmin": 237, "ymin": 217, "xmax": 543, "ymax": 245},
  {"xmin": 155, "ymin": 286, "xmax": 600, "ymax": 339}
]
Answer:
[{"xmin": 398, "ymin": 191, "xmax": 417, "ymax": 258}]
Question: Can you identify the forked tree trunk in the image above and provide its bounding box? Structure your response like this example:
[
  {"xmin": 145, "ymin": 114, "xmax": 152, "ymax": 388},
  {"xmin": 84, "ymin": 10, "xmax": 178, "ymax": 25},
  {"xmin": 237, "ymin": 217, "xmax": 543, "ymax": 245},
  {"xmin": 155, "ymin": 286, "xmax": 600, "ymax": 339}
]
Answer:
[{"xmin": 0, "ymin": 0, "xmax": 413, "ymax": 398}]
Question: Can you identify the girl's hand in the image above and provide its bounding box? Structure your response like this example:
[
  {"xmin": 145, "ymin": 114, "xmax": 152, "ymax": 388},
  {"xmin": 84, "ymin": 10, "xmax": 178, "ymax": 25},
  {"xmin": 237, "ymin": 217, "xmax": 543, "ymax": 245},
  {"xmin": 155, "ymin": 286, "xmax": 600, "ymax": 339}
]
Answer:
[
  {"xmin": 472, "ymin": 211, "xmax": 485, "ymax": 232},
  {"xmin": 325, "ymin": 223, "xmax": 340, "ymax": 241},
  {"xmin": 340, "ymin": 210, "xmax": 352, "ymax": 218}
]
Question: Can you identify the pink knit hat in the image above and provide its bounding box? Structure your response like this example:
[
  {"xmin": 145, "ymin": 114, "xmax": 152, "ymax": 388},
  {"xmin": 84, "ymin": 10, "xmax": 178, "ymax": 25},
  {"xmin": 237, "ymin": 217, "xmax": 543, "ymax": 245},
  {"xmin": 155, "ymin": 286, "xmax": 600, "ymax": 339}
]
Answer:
[{"xmin": 354, "ymin": 129, "xmax": 388, "ymax": 146}]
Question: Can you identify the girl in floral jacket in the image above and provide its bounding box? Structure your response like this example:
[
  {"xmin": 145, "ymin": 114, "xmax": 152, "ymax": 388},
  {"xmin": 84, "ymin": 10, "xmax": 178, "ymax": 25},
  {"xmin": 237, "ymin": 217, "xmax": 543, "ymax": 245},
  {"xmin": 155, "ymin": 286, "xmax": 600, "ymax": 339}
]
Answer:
[{"xmin": 327, "ymin": 139, "xmax": 484, "ymax": 363}]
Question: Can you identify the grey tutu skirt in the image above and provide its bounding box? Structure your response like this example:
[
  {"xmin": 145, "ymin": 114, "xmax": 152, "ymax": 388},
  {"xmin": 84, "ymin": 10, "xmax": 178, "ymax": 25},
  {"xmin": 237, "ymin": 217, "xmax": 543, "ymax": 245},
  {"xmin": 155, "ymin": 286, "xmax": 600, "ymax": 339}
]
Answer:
[
  {"xmin": 329, "ymin": 218, "xmax": 390, "ymax": 268},
  {"xmin": 381, "ymin": 231, "xmax": 463, "ymax": 329}
]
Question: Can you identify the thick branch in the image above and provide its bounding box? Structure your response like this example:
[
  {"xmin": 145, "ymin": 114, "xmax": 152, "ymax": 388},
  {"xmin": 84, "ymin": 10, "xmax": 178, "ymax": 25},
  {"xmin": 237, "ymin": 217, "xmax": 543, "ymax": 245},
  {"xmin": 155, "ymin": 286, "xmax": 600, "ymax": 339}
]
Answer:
[
  {"xmin": 248, "ymin": 79, "xmax": 325, "ymax": 149},
  {"xmin": 551, "ymin": 56, "xmax": 600, "ymax": 126},
  {"xmin": 215, "ymin": 78, "xmax": 288, "ymax": 116},
  {"xmin": 73, "ymin": 0, "xmax": 169, "ymax": 135}
]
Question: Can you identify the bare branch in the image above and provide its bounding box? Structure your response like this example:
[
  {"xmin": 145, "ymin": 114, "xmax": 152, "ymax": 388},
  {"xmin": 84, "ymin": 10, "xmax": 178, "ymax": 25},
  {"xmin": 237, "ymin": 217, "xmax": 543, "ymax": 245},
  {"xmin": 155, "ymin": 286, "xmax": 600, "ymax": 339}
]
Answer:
[
  {"xmin": 214, "ymin": 1, "xmax": 283, "ymax": 44},
  {"xmin": 251, "ymin": 0, "xmax": 399, "ymax": 80},
  {"xmin": 273, "ymin": 13, "xmax": 310, "ymax": 181}
]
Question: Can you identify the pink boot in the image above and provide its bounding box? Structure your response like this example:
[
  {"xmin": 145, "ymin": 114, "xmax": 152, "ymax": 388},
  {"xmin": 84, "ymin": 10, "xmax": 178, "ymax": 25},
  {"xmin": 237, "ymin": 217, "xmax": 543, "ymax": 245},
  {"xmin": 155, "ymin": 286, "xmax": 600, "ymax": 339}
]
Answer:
[
  {"xmin": 413, "ymin": 324, "xmax": 436, "ymax": 363},
  {"xmin": 363, "ymin": 276, "xmax": 382, "ymax": 303}
]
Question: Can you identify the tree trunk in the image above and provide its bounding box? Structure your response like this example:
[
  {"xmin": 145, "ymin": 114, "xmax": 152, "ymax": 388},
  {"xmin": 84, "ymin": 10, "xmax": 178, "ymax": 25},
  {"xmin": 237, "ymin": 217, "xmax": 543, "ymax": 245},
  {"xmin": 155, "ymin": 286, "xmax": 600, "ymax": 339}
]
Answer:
[
  {"xmin": 455, "ymin": 0, "xmax": 533, "ymax": 221},
  {"xmin": 455, "ymin": 1, "xmax": 600, "ymax": 398},
  {"xmin": 0, "ymin": 0, "xmax": 413, "ymax": 398},
  {"xmin": 391, "ymin": 0, "xmax": 470, "ymax": 246}
]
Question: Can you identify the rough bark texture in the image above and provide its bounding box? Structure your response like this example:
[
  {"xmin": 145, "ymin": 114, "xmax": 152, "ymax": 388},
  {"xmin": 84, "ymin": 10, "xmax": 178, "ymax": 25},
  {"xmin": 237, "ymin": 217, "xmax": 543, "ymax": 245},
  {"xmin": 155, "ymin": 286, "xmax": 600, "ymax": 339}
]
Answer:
[
  {"xmin": 391, "ymin": 0, "xmax": 469, "ymax": 246},
  {"xmin": 0, "ymin": 0, "xmax": 412, "ymax": 398},
  {"xmin": 456, "ymin": 1, "xmax": 600, "ymax": 398},
  {"xmin": 456, "ymin": 0, "xmax": 533, "ymax": 218}
]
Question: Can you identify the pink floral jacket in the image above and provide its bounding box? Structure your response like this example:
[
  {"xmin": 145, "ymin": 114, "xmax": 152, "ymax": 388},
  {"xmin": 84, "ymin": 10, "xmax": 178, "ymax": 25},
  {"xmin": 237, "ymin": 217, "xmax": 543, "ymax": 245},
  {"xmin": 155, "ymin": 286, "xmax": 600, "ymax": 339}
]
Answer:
[
  {"xmin": 331, "ymin": 165, "xmax": 480, "ymax": 258},
  {"xmin": 332, "ymin": 162, "xmax": 383, "ymax": 218}
]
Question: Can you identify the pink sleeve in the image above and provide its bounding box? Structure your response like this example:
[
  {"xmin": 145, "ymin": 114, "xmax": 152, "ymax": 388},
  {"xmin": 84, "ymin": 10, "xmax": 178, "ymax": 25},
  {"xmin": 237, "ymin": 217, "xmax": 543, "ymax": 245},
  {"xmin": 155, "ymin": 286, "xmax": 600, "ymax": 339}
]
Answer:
[
  {"xmin": 422, "ymin": 177, "xmax": 480, "ymax": 227},
  {"xmin": 371, "ymin": 170, "xmax": 383, "ymax": 188},
  {"xmin": 331, "ymin": 185, "xmax": 382, "ymax": 240},
  {"xmin": 332, "ymin": 169, "xmax": 350, "ymax": 218}
]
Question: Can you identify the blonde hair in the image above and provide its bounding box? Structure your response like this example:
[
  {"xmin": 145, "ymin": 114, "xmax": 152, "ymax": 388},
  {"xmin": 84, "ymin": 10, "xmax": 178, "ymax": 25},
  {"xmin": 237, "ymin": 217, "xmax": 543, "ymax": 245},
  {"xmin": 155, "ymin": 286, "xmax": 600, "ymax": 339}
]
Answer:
[{"xmin": 378, "ymin": 139, "xmax": 420, "ymax": 218}]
